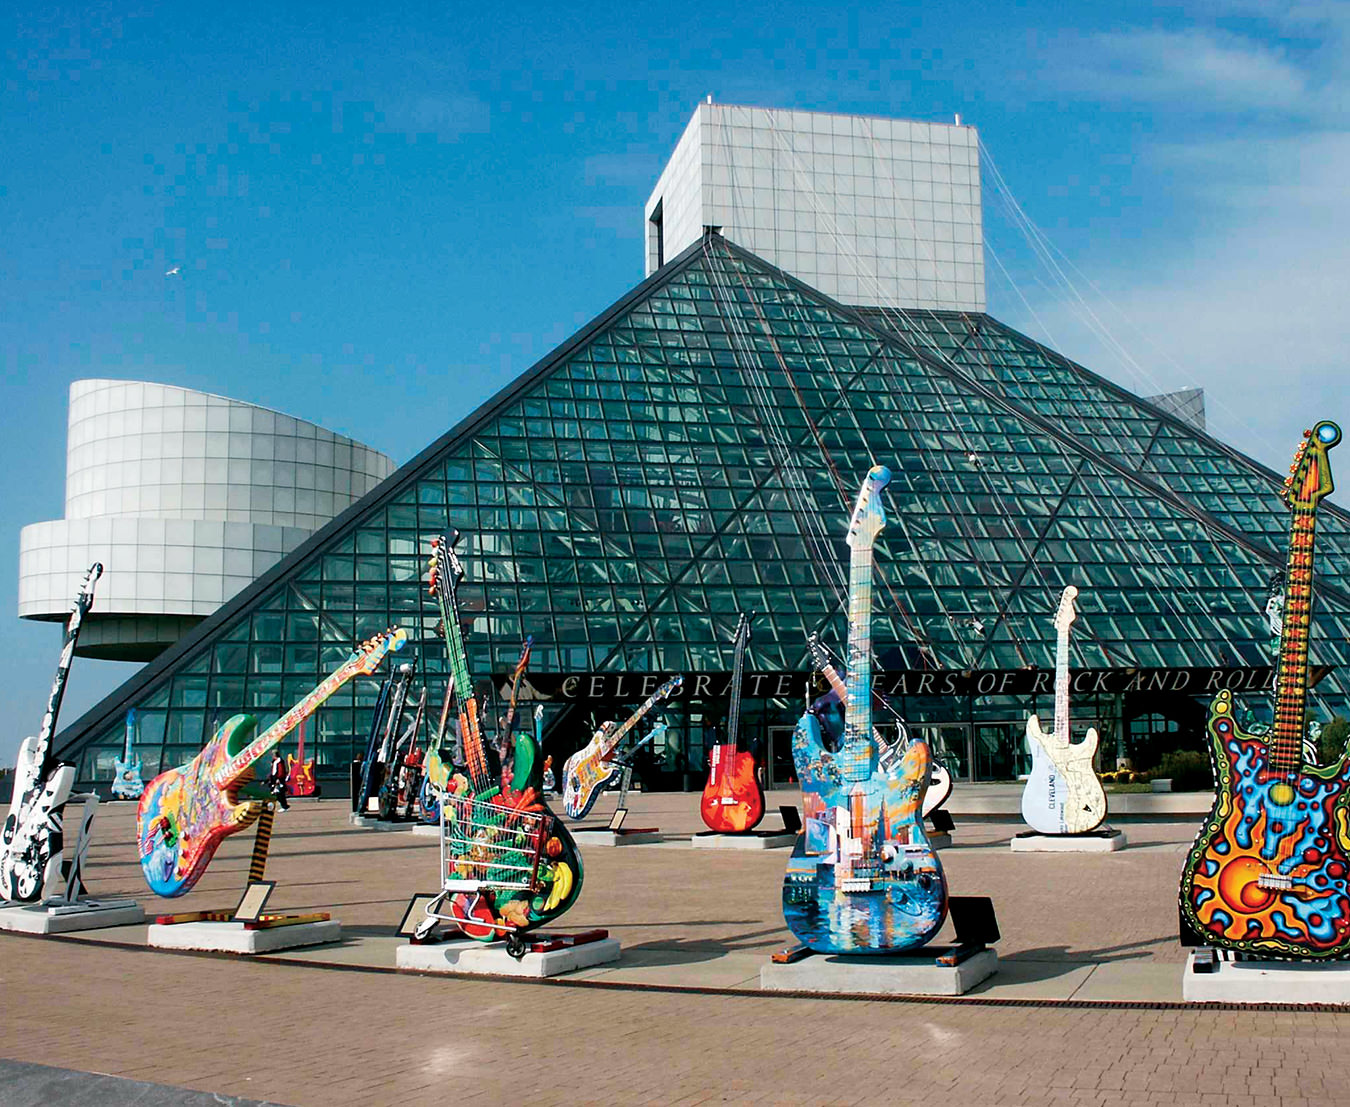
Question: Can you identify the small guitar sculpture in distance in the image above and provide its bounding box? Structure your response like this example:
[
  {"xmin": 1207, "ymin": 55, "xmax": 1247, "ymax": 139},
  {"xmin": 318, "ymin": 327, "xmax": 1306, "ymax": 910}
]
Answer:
[
  {"xmin": 806, "ymin": 633, "xmax": 953, "ymax": 818},
  {"xmin": 700, "ymin": 612, "xmax": 765, "ymax": 833},
  {"xmin": 285, "ymin": 719, "xmax": 317, "ymax": 798},
  {"xmin": 112, "ymin": 708, "xmax": 146, "ymax": 801},
  {"xmin": 136, "ymin": 628, "xmax": 407, "ymax": 897},
  {"xmin": 562, "ymin": 676, "xmax": 683, "ymax": 820},
  {"xmin": 1, "ymin": 563, "xmax": 102, "ymax": 903},
  {"xmin": 422, "ymin": 532, "xmax": 581, "ymax": 941},
  {"xmin": 1020, "ymin": 586, "xmax": 1108, "ymax": 836},
  {"xmin": 783, "ymin": 465, "xmax": 947, "ymax": 954},
  {"xmin": 1181, "ymin": 421, "xmax": 1350, "ymax": 959}
]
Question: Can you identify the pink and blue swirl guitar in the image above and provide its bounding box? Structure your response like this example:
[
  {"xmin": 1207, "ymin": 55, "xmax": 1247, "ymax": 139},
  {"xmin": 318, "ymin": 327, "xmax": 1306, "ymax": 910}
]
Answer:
[{"xmin": 783, "ymin": 465, "xmax": 947, "ymax": 954}]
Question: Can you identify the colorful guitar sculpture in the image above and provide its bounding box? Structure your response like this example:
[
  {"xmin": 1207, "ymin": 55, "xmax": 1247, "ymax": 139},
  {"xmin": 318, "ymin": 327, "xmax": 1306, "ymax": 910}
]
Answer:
[
  {"xmin": 783, "ymin": 466, "xmax": 947, "ymax": 954},
  {"xmin": 806, "ymin": 632, "xmax": 953, "ymax": 818},
  {"xmin": 1, "ymin": 563, "xmax": 102, "ymax": 903},
  {"xmin": 1181, "ymin": 421, "xmax": 1350, "ymax": 959},
  {"xmin": 136, "ymin": 628, "xmax": 407, "ymax": 897},
  {"xmin": 1020, "ymin": 586, "xmax": 1108, "ymax": 836},
  {"xmin": 562, "ymin": 676, "xmax": 683, "ymax": 819},
  {"xmin": 421, "ymin": 532, "xmax": 581, "ymax": 940},
  {"xmin": 285, "ymin": 719, "xmax": 317, "ymax": 798},
  {"xmin": 700, "ymin": 613, "xmax": 765, "ymax": 833},
  {"xmin": 111, "ymin": 709, "xmax": 146, "ymax": 801}
]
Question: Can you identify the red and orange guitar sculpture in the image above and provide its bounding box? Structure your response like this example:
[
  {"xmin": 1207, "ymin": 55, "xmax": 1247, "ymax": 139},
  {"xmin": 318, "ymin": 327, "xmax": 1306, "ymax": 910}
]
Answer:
[
  {"xmin": 136, "ymin": 629, "xmax": 407, "ymax": 897},
  {"xmin": 1180, "ymin": 421, "xmax": 1350, "ymax": 959},
  {"xmin": 699, "ymin": 612, "xmax": 765, "ymax": 833},
  {"xmin": 286, "ymin": 719, "xmax": 317, "ymax": 798}
]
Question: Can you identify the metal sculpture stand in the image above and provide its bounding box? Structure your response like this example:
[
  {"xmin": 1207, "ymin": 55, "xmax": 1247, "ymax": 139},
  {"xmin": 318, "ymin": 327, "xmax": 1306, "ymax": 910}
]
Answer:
[
  {"xmin": 0, "ymin": 793, "xmax": 146, "ymax": 934},
  {"xmin": 148, "ymin": 803, "xmax": 340, "ymax": 953}
]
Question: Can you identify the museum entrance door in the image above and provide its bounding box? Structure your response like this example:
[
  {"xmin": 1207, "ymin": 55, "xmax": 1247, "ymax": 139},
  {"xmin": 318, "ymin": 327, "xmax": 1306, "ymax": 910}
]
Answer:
[
  {"xmin": 766, "ymin": 726, "xmax": 798, "ymax": 788},
  {"xmin": 916, "ymin": 724, "xmax": 971, "ymax": 781}
]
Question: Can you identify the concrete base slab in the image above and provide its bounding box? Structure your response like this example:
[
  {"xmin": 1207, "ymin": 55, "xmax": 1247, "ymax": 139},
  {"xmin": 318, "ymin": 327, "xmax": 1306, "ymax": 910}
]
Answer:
[
  {"xmin": 1183, "ymin": 950, "xmax": 1350, "ymax": 1006},
  {"xmin": 397, "ymin": 936, "xmax": 621, "ymax": 978},
  {"xmin": 148, "ymin": 919, "xmax": 341, "ymax": 954},
  {"xmin": 690, "ymin": 832, "xmax": 796, "ymax": 850},
  {"xmin": 347, "ymin": 813, "xmax": 413, "ymax": 830},
  {"xmin": 928, "ymin": 832, "xmax": 953, "ymax": 850},
  {"xmin": 1011, "ymin": 829, "xmax": 1126, "ymax": 852},
  {"xmin": 0, "ymin": 899, "xmax": 146, "ymax": 935},
  {"xmin": 761, "ymin": 947, "xmax": 997, "ymax": 996},
  {"xmin": 572, "ymin": 829, "xmax": 661, "ymax": 847},
  {"xmin": 410, "ymin": 823, "xmax": 439, "ymax": 837}
]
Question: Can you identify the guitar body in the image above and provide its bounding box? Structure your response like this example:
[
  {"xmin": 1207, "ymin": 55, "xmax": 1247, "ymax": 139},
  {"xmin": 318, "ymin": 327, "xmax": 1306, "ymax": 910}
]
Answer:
[
  {"xmin": 699, "ymin": 745, "xmax": 765, "ymax": 833},
  {"xmin": 0, "ymin": 738, "xmax": 77, "ymax": 902},
  {"xmin": 111, "ymin": 755, "xmax": 145, "ymax": 800},
  {"xmin": 922, "ymin": 763, "xmax": 953, "ymax": 818},
  {"xmin": 136, "ymin": 714, "xmax": 264, "ymax": 898},
  {"xmin": 1020, "ymin": 717, "xmax": 1107, "ymax": 836},
  {"xmin": 561, "ymin": 738, "xmax": 622, "ymax": 819},
  {"xmin": 784, "ymin": 713, "xmax": 946, "ymax": 953},
  {"xmin": 285, "ymin": 755, "xmax": 316, "ymax": 798},
  {"xmin": 1180, "ymin": 690, "xmax": 1350, "ymax": 959}
]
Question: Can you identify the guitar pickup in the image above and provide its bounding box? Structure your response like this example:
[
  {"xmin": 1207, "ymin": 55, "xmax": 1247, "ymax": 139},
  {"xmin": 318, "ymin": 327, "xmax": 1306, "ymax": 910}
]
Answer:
[{"xmin": 1256, "ymin": 873, "xmax": 1294, "ymax": 891}]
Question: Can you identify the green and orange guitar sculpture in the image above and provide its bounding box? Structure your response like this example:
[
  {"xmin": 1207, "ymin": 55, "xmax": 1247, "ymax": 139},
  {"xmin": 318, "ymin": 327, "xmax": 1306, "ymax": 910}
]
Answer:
[
  {"xmin": 136, "ymin": 628, "xmax": 407, "ymax": 897},
  {"xmin": 417, "ymin": 532, "xmax": 581, "ymax": 944},
  {"xmin": 1180, "ymin": 421, "xmax": 1350, "ymax": 959}
]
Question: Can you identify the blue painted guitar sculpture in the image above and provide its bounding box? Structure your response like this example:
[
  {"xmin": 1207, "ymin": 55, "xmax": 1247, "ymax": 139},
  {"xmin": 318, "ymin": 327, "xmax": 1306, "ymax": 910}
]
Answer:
[{"xmin": 782, "ymin": 465, "xmax": 947, "ymax": 954}]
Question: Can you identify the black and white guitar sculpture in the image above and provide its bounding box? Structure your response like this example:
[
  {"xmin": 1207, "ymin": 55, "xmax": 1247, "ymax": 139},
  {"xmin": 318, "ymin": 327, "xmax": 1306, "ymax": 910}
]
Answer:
[
  {"xmin": 1, "ymin": 563, "xmax": 102, "ymax": 903},
  {"xmin": 1020, "ymin": 585, "xmax": 1108, "ymax": 836}
]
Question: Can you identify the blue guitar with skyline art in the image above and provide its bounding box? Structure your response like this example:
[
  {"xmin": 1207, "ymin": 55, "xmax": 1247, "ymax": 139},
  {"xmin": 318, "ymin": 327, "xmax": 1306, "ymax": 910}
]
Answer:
[{"xmin": 783, "ymin": 465, "xmax": 947, "ymax": 954}]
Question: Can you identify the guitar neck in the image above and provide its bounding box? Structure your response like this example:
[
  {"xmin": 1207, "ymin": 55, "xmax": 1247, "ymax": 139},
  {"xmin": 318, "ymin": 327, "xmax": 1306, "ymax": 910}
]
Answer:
[
  {"xmin": 603, "ymin": 692, "xmax": 663, "ymax": 757},
  {"xmin": 32, "ymin": 592, "xmax": 95, "ymax": 775},
  {"xmin": 726, "ymin": 622, "xmax": 748, "ymax": 749},
  {"xmin": 843, "ymin": 546, "xmax": 874, "ymax": 743},
  {"xmin": 219, "ymin": 661, "xmax": 360, "ymax": 784},
  {"xmin": 435, "ymin": 581, "xmax": 488, "ymax": 786},
  {"xmin": 1270, "ymin": 506, "xmax": 1319, "ymax": 772},
  {"xmin": 1053, "ymin": 622, "xmax": 1071, "ymax": 743}
]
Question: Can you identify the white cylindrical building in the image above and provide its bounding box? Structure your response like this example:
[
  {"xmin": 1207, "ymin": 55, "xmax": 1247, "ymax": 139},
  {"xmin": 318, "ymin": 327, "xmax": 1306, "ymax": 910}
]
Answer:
[{"xmin": 18, "ymin": 379, "xmax": 395, "ymax": 660}]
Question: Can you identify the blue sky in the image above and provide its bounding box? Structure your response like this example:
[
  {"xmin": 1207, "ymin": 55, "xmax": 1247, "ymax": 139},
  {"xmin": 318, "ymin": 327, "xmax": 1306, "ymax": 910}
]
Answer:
[{"xmin": 3, "ymin": 1, "xmax": 1347, "ymax": 755}]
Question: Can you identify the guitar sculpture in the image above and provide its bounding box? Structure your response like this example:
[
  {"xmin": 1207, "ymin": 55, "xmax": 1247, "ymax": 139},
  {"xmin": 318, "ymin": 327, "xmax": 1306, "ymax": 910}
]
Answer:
[
  {"xmin": 562, "ymin": 676, "xmax": 683, "ymax": 819},
  {"xmin": 111, "ymin": 709, "xmax": 146, "ymax": 801},
  {"xmin": 783, "ymin": 466, "xmax": 947, "ymax": 954},
  {"xmin": 136, "ymin": 628, "xmax": 407, "ymax": 897},
  {"xmin": 1, "ymin": 563, "xmax": 102, "ymax": 903},
  {"xmin": 353, "ymin": 674, "xmax": 394, "ymax": 814},
  {"xmin": 1181, "ymin": 421, "xmax": 1350, "ymax": 959},
  {"xmin": 421, "ymin": 532, "xmax": 581, "ymax": 940},
  {"xmin": 286, "ymin": 719, "xmax": 317, "ymax": 798},
  {"xmin": 1020, "ymin": 586, "xmax": 1108, "ymax": 836},
  {"xmin": 378, "ymin": 685, "xmax": 426, "ymax": 820},
  {"xmin": 700, "ymin": 613, "xmax": 765, "ymax": 833},
  {"xmin": 418, "ymin": 678, "xmax": 456, "ymax": 824},
  {"xmin": 806, "ymin": 633, "xmax": 953, "ymax": 818}
]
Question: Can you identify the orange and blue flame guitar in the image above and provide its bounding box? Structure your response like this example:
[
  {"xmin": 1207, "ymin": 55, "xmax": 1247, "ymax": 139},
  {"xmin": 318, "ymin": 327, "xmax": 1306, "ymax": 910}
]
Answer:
[
  {"xmin": 783, "ymin": 465, "xmax": 947, "ymax": 954},
  {"xmin": 1180, "ymin": 421, "xmax": 1350, "ymax": 959},
  {"xmin": 136, "ymin": 629, "xmax": 407, "ymax": 897}
]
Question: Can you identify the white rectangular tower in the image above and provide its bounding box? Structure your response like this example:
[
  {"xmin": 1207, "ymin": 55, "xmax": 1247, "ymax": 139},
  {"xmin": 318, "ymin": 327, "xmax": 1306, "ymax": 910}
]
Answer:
[{"xmin": 645, "ymin": 103, "xmax": 985, "ymax": 312}]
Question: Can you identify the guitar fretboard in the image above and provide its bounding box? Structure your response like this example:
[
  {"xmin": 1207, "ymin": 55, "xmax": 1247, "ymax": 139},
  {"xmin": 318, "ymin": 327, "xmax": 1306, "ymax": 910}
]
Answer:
[
  {"xmin": 841, "ymin": 544, "xmax": 875, "ymax": 781},
  {"xmin": 726, "ymin": 616, "xmax": 749, "ymax": 751},
  {"xmin": 1053, "ymin": 609, "xmax": 1071, "ymax": 744},
  {"xmin": 1270, "ymin": 505, "xmax": 1318, "ymax": 773}
]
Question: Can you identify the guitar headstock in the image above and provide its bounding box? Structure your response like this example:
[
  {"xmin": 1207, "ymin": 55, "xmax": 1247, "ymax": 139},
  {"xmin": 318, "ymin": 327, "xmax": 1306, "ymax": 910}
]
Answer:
[
  {"xmin": 655, "ymin": 675, "xmax": 684, "ymax": 701},
  {"xmin": 75, "ymin": 562, "xmax": 103, "ymax": 615},
  {"xmin": 352, "ymin": 628, "xmax": 409, "ymax": 675},
  {"xmin": 806, "ymin": 632, "xmax": 833, "ymax": 671},
  {"xmin": 1283, "ymin": 421, "xmax": 1341, "ymax": 510},
  {"xmin": 514, "ymin": 636, "xmax": 534, "ymax": 675},
  {"xmin": 845, "ymin": 465, "xmax": 892, "ymax": 551},
  {"xmin": 427, "ymin": 531, "xmax": 465, "ymax": 602},
  {"xmin": 1052, "ymin": 585, "xmax": 1079, "ymax": 634},
  {"xmin": 733, "ymin": 611, "xmax": 755, "ymax": 647}
]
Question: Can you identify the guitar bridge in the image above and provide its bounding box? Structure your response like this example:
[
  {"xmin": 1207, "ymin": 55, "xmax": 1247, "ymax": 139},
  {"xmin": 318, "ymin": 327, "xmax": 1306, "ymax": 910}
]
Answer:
[{"xmin": 1256, "ymin": 872, "xmax": 1294, "ymax": 892}]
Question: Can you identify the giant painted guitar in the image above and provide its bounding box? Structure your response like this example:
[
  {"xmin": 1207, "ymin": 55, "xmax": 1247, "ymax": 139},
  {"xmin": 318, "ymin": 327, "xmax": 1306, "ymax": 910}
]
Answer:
[
  {"xmin": 562, "ymin": 676, "xmax": 683, "ymax": 819},
  {"xmin": 424, "ymin": 533, "xmax": 581, "ymax": 939},
  {"xmin": 806, "ymin": 633, "xmax": 953, "ymax": 818},
  {"xmin": 111, "ymin": 709, "xmax": 146, "ymax": 801},
  {"xmin": 700, "ymin": 613, "xmax": 765, "ymax": 833},
  {"xmin": 1181, "ymin": 421, "xmax": 1350, "ymax": 959},
  {"xmin": 1020, "ymin": 586, "xmax": 1108, "ymax": 836},
  {"xmin": 286, "ymin": 719, "xmax": 317, "ymax": 798},
  {"xmin": 1, "ymin": 563, "xmax": 102, "ymax": 903},
  {"xmin": 136, "ymin": 629, "xmax": 407, "ymax": 897},
  {"xmin": 783, "ymin": 466, "xmax": 947, "ymax": 954}
]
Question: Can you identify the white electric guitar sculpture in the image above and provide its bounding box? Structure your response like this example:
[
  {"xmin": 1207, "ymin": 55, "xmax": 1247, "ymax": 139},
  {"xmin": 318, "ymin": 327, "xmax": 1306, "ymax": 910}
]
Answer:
[{"xmin": 1020, "ymin": 586, "xmax": 1108, "ymax": 836}]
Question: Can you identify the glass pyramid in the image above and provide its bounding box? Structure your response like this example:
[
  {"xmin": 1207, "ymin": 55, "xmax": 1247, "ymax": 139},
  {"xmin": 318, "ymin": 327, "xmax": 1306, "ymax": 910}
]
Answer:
[{"xmin": 55, "ymin": 234, "xmax": 1350, "ymax": 787}]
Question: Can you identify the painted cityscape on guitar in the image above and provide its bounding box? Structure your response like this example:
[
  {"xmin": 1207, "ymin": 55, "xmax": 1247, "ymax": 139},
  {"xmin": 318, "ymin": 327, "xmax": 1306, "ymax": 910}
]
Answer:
[
  {"xmin": 1180, "ymin": 421, "xmax": 1350, "ymax": 959},
  {"xmin": 783, "ymin": 466, "xmax": 947, "ymax": 954}
]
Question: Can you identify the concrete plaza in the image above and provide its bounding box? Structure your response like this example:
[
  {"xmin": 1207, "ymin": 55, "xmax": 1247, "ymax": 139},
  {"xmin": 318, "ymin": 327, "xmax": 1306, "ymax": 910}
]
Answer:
[{"xmin": 2, "ymin": 791, "xmax": 1348, "ymax": 1105}]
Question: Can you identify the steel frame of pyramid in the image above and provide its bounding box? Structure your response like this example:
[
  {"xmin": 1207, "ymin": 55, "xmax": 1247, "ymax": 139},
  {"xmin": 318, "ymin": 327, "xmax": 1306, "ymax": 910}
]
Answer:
[{"xmin": 51, "ymin": 233, "xmax": 1350, "ymax": 789}]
